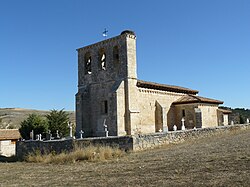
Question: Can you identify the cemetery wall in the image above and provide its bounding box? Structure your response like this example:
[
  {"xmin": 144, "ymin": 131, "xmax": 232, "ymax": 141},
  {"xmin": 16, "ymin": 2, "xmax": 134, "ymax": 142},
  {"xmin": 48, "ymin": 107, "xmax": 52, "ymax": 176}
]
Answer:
[
  {"xmin": 132, "ymin": 123, "xmax": 250, "ymax": 151},
  {"xmin": 16, "ymin": 124, "xmax": 250, "ymax": 159},
  {"xmin": 16, "ymin": 136, "xmax": 132, "ymax": 160}
]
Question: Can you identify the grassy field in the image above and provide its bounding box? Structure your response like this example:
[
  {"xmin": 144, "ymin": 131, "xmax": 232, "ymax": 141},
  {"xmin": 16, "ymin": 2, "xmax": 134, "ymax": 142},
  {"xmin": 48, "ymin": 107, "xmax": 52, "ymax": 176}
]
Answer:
[{"xmin": 0, "ymin": 129, "xmax": 249, "ymax": 187}]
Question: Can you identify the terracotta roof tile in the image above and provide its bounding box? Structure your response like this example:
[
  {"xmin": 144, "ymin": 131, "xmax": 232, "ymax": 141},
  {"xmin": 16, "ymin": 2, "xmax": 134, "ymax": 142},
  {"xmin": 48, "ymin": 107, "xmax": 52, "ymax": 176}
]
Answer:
[
  {"xmin": 173, "ymin": 95, "xmax": 223, "ymax": 105},
  {"xmin": 0, "ymin": 129, "xmax": 20, "ymax": 140},
  {"xmin": 137, "ymin": 80, "xmax": 199, "ymax": 94},
  {"xmin": 218, "ymin": 108, "xmax": 232, "ymax": 114}
]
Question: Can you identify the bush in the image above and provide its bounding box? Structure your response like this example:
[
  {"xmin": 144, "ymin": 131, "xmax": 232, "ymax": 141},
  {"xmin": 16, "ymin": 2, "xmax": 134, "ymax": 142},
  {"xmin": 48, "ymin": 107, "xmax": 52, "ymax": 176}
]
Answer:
[
  {"xmin": 46, "ymin": 109, "xmax": 69, "ymax": 137},
  {"xmin": 19, "ymin": 114, "xmax": 48, "ymax": 140}
]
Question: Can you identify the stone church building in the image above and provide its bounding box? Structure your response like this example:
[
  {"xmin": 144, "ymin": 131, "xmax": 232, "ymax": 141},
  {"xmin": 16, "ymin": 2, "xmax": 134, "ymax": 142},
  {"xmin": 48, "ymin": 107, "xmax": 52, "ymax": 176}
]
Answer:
[{"xmin": 76, "ymin": 30, "xmax": 229, "ymax": 137}]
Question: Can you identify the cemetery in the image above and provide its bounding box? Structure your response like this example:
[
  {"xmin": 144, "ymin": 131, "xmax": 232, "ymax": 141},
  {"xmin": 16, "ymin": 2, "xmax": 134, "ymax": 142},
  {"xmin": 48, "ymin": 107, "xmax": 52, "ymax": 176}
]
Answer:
[{"xmin": 16, "ymin": 122, "xmax": 250, "ymax": 160}]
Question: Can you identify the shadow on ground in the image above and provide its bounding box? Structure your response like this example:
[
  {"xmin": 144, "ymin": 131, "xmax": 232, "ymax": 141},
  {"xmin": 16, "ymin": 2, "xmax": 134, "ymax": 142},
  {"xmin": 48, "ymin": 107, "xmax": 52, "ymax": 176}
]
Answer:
[{"xmin": 0, "ymin": 155, "xmax": 17, "ymax": 162}]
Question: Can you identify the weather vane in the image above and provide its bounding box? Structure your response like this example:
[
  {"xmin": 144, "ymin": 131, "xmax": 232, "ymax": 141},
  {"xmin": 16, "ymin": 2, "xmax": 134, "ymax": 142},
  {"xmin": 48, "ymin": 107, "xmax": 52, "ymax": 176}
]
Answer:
[{"xmin": 102, "ymin": 28, "xmax": 108, "ymax": 38}]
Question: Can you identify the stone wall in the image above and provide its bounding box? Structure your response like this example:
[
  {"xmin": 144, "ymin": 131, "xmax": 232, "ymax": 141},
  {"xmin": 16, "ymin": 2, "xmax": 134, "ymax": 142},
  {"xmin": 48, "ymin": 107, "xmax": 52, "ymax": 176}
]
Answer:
[
  {"xmin": 198, "ymin": 104, "xmax": 218, "ymax": 128},
  {"xmin": 16, "ymin": 136, "xmax": 132, "ymax": 160},
  {"xmin": 0, "ymin": 140, "xmax": 16, "ymax": 157},
  {"xmin": 16, "ymin": 124, "xmax": 250, "ymax": 159},
  {"xmin": 76, "ymin": 31, "xmax": 137, "ymax": 137},
  {"xmin": 132, "ymin": 124, "xmax": 250, "ymax": 151},
  {"xmin": 137, "ymin": 88, "xmax": 185, "ymax": 134}
]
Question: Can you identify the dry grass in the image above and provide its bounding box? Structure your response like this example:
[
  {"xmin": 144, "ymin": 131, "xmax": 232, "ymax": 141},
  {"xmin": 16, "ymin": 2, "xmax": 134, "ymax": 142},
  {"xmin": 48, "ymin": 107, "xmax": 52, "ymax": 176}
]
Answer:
[
  {"xmin": 25, "ymin": 145, "xmax": 124, "ymax": 164},
  {"xmin": 0, "ymin": 129, "xmax": 249, "ymax": 186}
]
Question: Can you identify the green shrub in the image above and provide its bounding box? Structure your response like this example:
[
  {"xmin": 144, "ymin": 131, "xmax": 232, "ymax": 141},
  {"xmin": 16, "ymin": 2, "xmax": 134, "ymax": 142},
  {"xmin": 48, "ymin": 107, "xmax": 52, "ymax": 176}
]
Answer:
[{"xmin": 19, "ymin": 114, "xmax": 48, "ymax": 140}]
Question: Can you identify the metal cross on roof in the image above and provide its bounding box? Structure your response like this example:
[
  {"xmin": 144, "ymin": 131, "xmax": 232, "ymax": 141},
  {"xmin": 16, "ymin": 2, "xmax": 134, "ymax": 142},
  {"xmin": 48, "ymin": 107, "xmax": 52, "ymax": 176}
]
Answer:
[{"xmin": 102, "ymin": 28, "xmax": 108, "ymax": 38}]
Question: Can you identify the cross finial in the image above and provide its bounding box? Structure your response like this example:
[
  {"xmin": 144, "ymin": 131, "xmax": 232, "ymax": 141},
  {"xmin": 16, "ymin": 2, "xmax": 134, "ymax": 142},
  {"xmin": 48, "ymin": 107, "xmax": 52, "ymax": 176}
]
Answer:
[{"xmin": 102, "ymin": 28, "xmax": 108, "ymax": 38}]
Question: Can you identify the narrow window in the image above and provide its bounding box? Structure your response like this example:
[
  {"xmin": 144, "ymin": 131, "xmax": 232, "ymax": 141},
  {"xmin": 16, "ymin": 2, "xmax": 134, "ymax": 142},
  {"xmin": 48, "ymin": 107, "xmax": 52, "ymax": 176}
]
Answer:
[
  {"xmin": 101, "ymin": 100, "xmax": 108, "ymax": 114},
  {"xmin": 113, "ymin": 46, "xmax": 119, "ymax": 63},
  {"xmin": 99, "ymin": 49, "xmax": 106, "ymax": 70},
  {"xmin": 182, "ymin": 109, "xmax": 185, "ymax": 117},
  {"xmin": 84, "ymin": 53, "xmax": 92, "ymax": 74}
]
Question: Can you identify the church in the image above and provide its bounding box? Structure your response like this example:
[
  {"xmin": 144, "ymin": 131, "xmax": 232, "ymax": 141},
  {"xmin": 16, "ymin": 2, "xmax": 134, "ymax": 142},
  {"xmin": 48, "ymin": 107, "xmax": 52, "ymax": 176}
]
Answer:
[{"xmin": 75, "ymin": 30, "xmax": 229, "ymax": 137}]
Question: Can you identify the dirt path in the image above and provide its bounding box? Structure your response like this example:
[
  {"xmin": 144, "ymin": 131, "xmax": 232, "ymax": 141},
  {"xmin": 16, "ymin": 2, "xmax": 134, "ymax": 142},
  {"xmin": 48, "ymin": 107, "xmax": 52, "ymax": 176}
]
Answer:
[{"xmin": 0, "ymin": 129, "xmax": 249, "ymax": 186}]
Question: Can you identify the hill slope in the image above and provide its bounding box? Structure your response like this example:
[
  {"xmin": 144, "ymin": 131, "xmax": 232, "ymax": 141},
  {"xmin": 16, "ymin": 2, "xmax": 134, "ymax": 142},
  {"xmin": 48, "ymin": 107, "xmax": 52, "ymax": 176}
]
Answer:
[{"xmin": 0, "ymin": 108, "xmax": 75, "ymax": 129}]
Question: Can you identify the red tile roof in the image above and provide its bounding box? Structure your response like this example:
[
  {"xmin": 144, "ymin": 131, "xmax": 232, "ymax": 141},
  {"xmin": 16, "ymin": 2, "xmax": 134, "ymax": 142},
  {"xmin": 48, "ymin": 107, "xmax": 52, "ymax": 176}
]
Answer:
[
  {"xmin": 218, "ymin": 108, "xmax": 232, "ymax": 114},
  {"xmin": 0, "ymin": 129, "xmax": 20, "ymax": 140},
  {"xmin": 173, "ymin": 95, "xmax": 223, "ymax": 105},
  {"xmin": 137, "ymin": 80, "xmax": 199, "ymax": 94}
]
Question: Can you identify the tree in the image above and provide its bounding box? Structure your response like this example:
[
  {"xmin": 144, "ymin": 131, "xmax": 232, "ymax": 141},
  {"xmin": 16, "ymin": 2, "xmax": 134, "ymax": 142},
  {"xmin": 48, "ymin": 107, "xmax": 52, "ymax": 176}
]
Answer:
[
  {"xmin": 46, "ymin": 109, "xmax": 70, "ymax": 137},
  {"xmin": 19, "ymin": 114, "xmax": 48, "ymax": 140},
  {"xmin": 239, "ymin": 115, "xmax": 245, "ymax": 124}
]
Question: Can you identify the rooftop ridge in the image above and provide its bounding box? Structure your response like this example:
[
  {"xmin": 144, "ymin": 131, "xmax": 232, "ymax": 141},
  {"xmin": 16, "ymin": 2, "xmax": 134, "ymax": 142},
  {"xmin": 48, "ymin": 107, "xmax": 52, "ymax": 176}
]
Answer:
[{"xmin": 137, "ymin": 79, "xmax": 199, "ymax": 95}]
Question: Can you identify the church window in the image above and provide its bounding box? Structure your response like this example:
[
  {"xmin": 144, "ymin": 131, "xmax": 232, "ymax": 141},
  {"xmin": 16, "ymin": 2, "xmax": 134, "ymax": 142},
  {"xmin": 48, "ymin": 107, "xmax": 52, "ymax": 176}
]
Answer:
[
  {"xmin": 84, "ymin": 53, "xmax": 92, "ymax": 74},
  {"xmin": 113, "ymin": 46, "xmax": 119, "ymax": 63},
  {"xmin": 101, "ymin": 100, "xmax": 108, "ymax": 114},
  {"xmin": 99, "ymin": 49, "xmax": 106, "ymax": 70},
  {"xmin": 182, "ymin": 109, "xmax": 185, "ymax": 117}
]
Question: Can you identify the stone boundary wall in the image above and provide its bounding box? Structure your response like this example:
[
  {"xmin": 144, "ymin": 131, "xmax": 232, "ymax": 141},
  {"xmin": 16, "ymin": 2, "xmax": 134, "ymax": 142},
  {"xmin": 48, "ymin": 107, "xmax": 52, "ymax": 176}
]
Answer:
[
  {"xmin": 16, "ymin": 124, "xmax": 250, "ymax": 159},
  {"xmin": 16, "ymin": 136, "xmax": 132, "ymax": 160},
  {"xmin": 132, "ymin": 124, "xmax": 250, "ymax": 151}
]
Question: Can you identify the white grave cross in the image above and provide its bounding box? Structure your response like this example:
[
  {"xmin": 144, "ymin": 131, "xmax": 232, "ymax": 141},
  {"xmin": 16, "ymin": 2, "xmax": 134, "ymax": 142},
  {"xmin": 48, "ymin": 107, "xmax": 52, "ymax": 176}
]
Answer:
[
  {"xmin": 103, "ymin": 119, "xmax": 109, "ymax": 137},
  {"xmin": 79, "ymin": 130, "xmax": 84, "ymax": 139},
  {"xmin": 181, "ymin": 117, "xmax": 186, "ymax": 130},
  {"xmin": 68, "ymin": 122, "xmax": 73, "ymax": 138}
]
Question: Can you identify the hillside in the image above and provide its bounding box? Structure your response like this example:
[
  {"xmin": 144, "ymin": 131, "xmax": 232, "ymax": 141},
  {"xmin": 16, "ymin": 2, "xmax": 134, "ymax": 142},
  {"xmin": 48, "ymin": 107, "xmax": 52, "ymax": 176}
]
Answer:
[{"xmin": 0, "ymin": 108, "xmax": 75, "ymax": 129}]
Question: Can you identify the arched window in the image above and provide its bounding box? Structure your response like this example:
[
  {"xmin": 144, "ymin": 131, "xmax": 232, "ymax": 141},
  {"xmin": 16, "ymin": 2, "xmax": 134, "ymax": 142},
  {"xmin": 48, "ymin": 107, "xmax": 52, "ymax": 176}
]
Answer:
[
  {"xmin": 113, "ymin": 46, "xmax": 119, "ymax": 64},
  {"xmin": 84, "ymin": 52, "xmax": 92, "ymax": 74},
  {"xmin": 99, "ymin": 49, "xmax": 106, "ymax": 70}
]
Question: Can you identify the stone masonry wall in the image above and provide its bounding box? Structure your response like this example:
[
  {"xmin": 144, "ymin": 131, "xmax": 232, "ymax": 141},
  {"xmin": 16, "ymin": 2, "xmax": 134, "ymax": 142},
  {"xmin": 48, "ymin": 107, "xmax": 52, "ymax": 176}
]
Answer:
[
  {"xmin": 132, "ymin": 123, "xmax": 250, "ymax": 151},
  {"xmin": 137, "ymin": 88, "xmax": 186, "ymax": 134},
  {"xmin": 16, "ymin": 124, "xmax": 249, "ymax": 159},
  {"xmin": 0, "ymin": 140, "xmax": 16, "ymax": 157},
  {"xmin": 76, "ymin": 32, "xmax": 137, "ymax": 137},
  {"xmin": 16, "ymin": 136, "xmax": 132, "ymax": 160}
]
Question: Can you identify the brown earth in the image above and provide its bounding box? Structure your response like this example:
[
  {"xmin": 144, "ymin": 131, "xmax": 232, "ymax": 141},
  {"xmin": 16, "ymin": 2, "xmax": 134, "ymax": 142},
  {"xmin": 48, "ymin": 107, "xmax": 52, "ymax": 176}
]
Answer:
[{"xmin": 0, "ymin": 129, "xmax": 249, "ymax": 187}]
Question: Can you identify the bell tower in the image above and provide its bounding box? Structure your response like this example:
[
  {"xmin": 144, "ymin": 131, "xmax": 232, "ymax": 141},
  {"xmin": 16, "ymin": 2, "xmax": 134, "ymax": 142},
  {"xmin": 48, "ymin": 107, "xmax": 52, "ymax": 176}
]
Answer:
[{"xmin": 76, "ymin": 30, "xmax": 138, "ymax": 137}]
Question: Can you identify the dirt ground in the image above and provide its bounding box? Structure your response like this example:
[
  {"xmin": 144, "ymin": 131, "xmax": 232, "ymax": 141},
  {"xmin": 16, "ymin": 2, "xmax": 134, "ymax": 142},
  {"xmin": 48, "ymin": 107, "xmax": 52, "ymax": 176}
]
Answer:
[{"xmin": 0, "ymin": 129, "xmax": 249, "ymax": 187}]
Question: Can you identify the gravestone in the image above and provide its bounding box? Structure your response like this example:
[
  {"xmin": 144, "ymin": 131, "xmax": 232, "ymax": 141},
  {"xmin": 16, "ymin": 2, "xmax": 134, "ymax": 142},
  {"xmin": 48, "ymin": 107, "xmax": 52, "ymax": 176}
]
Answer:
[
  {"xmin": 103, "ymin": 119, "xmax": 109, "ymax": 137},
  {"xmin": 181, "ymin": 118, "xmax": 185, "ymax": 130},
  {"xmin": 30, "ymin": 130, "xmax": 34, "ymax": 140},
  {"xmin": 55, "ymin": 130, "xmax": 60, "ymax": 139},
  {"xmin": 173, "ymin": 125, "xmax": 177, "ymax": 131},
  {"xmin": 79, "ymin": 130, "xmax": 84, "ymax": 139},
  {"xmin": 68, "ymin": 122, "xmax": 73, "ymax": 138}
]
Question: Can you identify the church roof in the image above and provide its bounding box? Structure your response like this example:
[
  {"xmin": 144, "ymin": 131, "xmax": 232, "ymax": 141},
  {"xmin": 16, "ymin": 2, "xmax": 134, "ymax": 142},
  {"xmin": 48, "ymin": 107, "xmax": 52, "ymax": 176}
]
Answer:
[
  {"xmin": 217, "ymin": 108, "xmax": 232, "ymax": 114},
  {"xmin": 0, "ymin": 129, "xmax": 20, "ymax": 140},
  {"xmin": 173, "ymin": 95, "xmax": 223, "ymax": 105},
  {"xmin": 137, "ymin": 80, "xmax": 199, "ymax": 94}
]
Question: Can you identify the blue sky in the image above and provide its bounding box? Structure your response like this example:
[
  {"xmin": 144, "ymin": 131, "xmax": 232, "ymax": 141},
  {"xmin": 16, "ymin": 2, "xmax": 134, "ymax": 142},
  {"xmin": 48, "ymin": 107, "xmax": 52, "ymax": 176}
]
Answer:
[{"xmin": 0, "ymin": 0, "xmax": 249, "ymax": 111}]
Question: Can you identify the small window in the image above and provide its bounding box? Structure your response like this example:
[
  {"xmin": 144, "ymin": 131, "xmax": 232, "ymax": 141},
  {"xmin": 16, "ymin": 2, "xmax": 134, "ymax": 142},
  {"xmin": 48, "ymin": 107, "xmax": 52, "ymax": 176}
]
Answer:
[
  {"xmin": 99, "ymin": 49, "xmax": 106, "ymax": 70},
  {"xmin": 101, "ymin": 100, "xmax": 108, "ymax": 114},
  {"xmin": 182, "ymin": 109, "xmax": 185, "ymax": 117},
  {"xmin": 84, "ymin": 52, "xmax": 92, "ymax": 74},
  {"xmin": 113, "ymin": 46, "xmax": 119, "ymax": 63}
]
